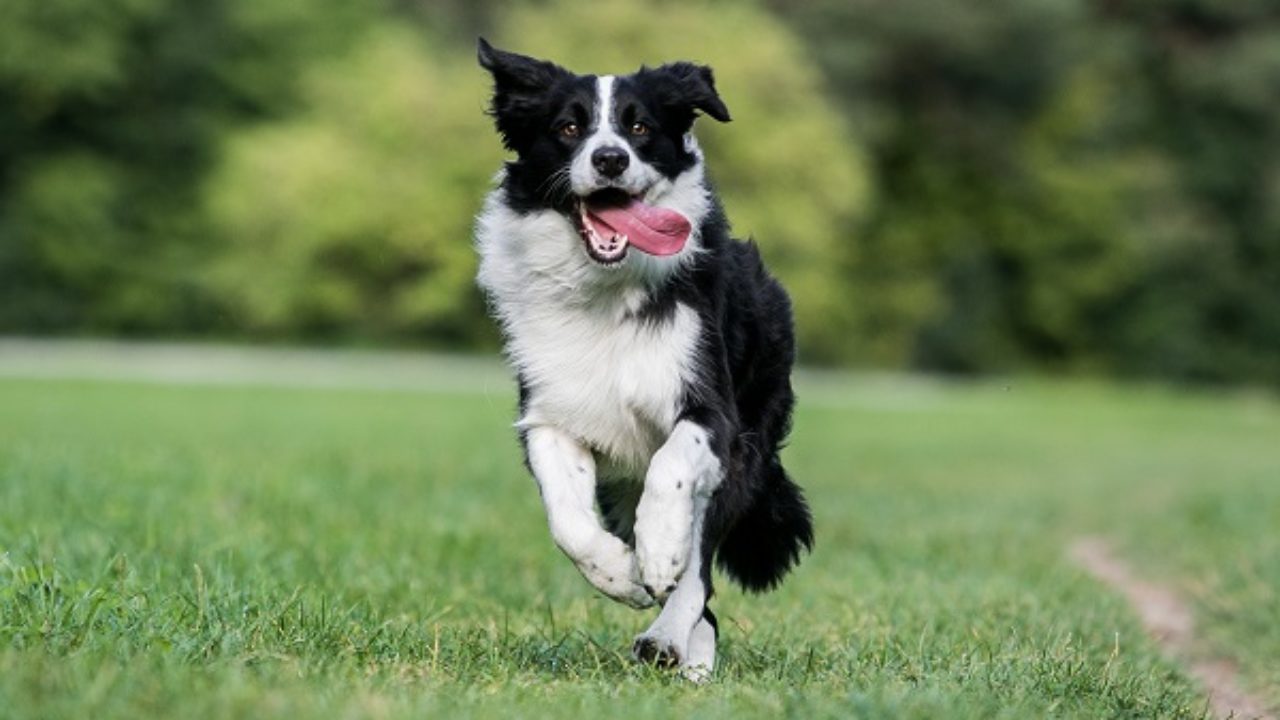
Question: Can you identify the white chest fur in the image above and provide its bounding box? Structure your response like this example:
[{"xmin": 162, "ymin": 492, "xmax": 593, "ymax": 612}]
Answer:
[
  {"xmin": 475, "ymin": 197, "xmax": 701, "ymax": 477},
  {"xmin": 513, "ymin": 301, "xmax": 700, "ymax": 475}
]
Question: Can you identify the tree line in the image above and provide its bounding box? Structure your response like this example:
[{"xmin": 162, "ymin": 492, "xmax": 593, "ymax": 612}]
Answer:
[{"xmin": 2, "ymin": 0, "xmax": 1276, "ymax": 384}]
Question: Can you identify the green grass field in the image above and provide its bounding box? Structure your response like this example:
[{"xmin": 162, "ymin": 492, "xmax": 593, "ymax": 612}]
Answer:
[{"xmin": 2, "ymin": 355, "xmax": 1278, "ymax": 718}]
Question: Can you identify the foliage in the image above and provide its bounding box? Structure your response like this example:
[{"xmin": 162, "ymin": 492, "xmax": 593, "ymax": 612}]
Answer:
[
  {"xmin": 205, "ymin": 27, "xmax": 500, "ymax": 345},
  {"xmin": 768, "ymin": 0, "xmax": 1280, "ymax": 382},
  {"xmin": 1096, "ymin": 0, "xmax": 1280, "ymax": 384},
  {"xmin": 1, "ymin": 0, "xmax": 1278, "ymax": 383},
  {"xmin": 0, "ymin": 0, "xmax": 377, "ymax": 335}
]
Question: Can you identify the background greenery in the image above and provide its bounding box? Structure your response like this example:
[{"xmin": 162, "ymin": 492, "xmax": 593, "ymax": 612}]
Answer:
[{"xmin": 2, "ymin": 0, "xmax": 1278, "ymax": 382}]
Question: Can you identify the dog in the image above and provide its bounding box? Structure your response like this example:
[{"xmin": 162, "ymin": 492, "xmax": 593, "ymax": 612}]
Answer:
[{"xmin": 474, "ymin": 38, "xmax": 813, "ymax": 679}]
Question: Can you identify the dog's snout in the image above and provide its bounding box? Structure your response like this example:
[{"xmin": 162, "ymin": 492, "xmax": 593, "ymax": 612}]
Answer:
[{"xmin": 591, "ymin": 146, "xmax": 630, "ymax": 179}]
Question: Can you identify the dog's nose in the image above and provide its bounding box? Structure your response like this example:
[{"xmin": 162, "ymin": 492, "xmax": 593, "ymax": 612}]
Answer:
[{"xmin": 591, "ymin": 146, "xmax": 630, "ymax": 179}]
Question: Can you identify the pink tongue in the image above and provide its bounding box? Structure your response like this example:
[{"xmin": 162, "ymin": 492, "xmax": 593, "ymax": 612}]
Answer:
[{"xmin": 586, "ymin": 200, "xmax": 691, "ymax": 257}]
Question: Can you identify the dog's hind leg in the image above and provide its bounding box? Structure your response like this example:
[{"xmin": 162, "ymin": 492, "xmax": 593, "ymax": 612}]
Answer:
[{"xmin": 683, "ymin": 608, "xmax": 718, "ymax": 682}]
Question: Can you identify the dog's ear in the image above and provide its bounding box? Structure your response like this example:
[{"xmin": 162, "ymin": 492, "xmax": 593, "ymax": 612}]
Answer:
[
  {"xmin": 478, "ymin": 38, "xmax": 571, "ymax": 150},
  {"xmin": 478, "ymin": 38, "xmax": 567, "ymax": 94},
  {"xmin": 651, "ymin": 62, "xmax": 732, "ymax": 125}
]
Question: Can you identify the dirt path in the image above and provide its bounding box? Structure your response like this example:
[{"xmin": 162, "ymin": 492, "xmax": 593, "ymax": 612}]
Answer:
[{"xmin": 1070, "ymin": 537, "xmax": 1275, "ymax": 720}]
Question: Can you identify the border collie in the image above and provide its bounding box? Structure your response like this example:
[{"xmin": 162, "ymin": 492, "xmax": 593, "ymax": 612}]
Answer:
[{"xmin": 474, "ymin": 39, "xmax": 813, "ymax": 680}]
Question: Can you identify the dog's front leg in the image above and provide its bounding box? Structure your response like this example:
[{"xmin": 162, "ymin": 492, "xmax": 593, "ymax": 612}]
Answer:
[
  {"xmin": 632, "ymin": 489, "xmax": 717, "ymax": 680},
  {"xmin": 633, "ymin": 420, "xmax": 723, "ymax": 602},
  {"xmin": 524, "ymin": 425, "xmax": 653, "ymax": 609}
]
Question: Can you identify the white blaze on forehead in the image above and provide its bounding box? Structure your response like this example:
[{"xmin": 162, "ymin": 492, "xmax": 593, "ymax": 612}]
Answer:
[
  {"xmin": 571, "ymin": 75, "xmax": 647, "ymax": 196},
  {"xmin": 596, "ymin": 75, "xmax": 617, "ymax": 136}
]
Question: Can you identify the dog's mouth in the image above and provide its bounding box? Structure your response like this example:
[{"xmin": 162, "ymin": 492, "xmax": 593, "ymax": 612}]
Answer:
[{"xmin": 572, "ymin": 189, "xmax": 692, "ymax": 266}]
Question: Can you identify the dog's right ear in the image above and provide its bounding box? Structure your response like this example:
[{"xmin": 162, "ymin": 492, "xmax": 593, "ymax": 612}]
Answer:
[
  {"xmin": 478, "ymin": 38, "xmax": 566, "ymax": 93},
  {"xmin": 478, "ymin": 38, "xmax": 570, "ymax": 150}
]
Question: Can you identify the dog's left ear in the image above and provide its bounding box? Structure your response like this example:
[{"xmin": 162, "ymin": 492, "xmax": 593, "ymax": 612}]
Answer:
[{"xmin": 652, "ymin": 62, "xmax": 732, "ymax": 124}]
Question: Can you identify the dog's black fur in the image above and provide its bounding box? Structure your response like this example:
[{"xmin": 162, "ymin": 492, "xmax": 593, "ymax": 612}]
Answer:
[{"xmin": 477, "ymin": 38, "xmax": 812, "ymax": 602}]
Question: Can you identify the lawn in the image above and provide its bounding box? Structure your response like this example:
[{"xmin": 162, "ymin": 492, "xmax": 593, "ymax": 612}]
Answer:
[{"xmin": 1, "ymin": 354, "xmax": 1277, "ymax": 719}]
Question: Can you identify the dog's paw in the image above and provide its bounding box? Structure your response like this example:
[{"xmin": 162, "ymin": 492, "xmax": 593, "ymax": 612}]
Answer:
[
  {"xmin": 634, "ymin": 491, "xmax": 692, "ymax": 602},
  {"xmin": 632, "ymin": 632, "xmax": 683, "ymax": 669},
  {"xmin": 577, "ymin": 540, "xmax": 654, "ymax": 609},
  {"xmin": 632, "ymin": 615, "xmax": 717, "ymax": 681},
  {"xmin": 680, "ymin": 616, "xmax": 716, "ymax": 683},
  {"xmin": 602, "ymin": 576, "xmax": 656, "ymax": 609},
  {"xmin": 636, "ymin": 549, "xmax": 685, "ymax": 603}
]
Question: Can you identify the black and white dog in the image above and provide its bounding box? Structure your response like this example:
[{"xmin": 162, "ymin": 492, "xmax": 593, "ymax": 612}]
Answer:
[{"xmin": 475, "ymin": 39, "xmax": 813, "ymax": 679}]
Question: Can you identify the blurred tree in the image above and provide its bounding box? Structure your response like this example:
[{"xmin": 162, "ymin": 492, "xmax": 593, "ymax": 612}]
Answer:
[
  {"xmin": 3, "ymin": 0, "xmax": 1277, "ymax": 385},
  {"xmin": 769, "ymin": 0, "xmax": 1280, "ymax": 384},
  {"xmin": 1096, "ymin": 0, "xmax": 1280, "ymax": 384},
  {"xmin": 205, "ymin": 26, "xmax": 501, "ymax": 345},
  {"xmin": 767, "ymin": 0, "xmax": 1131, "ymax": 370},
  {"xmin": 0, "ymin": 0, "xmax": 378, "ymax": 334}
]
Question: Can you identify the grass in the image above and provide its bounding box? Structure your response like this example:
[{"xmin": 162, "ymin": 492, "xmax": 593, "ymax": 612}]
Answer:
[{"xmin": 1, "ymin": 357, "xmax": 1277, "ymax": 719}]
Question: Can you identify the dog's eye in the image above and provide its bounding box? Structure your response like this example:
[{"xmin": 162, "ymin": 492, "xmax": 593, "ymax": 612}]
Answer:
[
  {"xmin": 559, "ymin": 123, "xmax": 581, "ymax": 139},
  {"xmin": 630, "ymin": 122, "xmax": 649, "ymax": 136}
]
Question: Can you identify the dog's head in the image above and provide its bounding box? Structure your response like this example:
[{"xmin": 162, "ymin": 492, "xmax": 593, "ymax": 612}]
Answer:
[{"xmin": 478, "ymin": 38, "xmax": 730, "ymax": 270}]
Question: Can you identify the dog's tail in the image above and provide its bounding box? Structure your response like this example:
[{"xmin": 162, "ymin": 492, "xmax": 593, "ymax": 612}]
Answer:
[{"xmin": 715, "ymin": 460, "xmax": 813, "ymax": 592}]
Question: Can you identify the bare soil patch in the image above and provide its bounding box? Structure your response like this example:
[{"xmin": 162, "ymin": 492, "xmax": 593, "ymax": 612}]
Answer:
[{"xmin": 1070, "ymin": 537, "xmax": 1275, "ymax": 720}]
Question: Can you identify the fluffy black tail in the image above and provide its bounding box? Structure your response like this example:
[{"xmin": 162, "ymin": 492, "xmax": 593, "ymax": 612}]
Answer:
[{"xmin": 715, "ymin": 462, "xmax": 813, "ymax": 592}]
